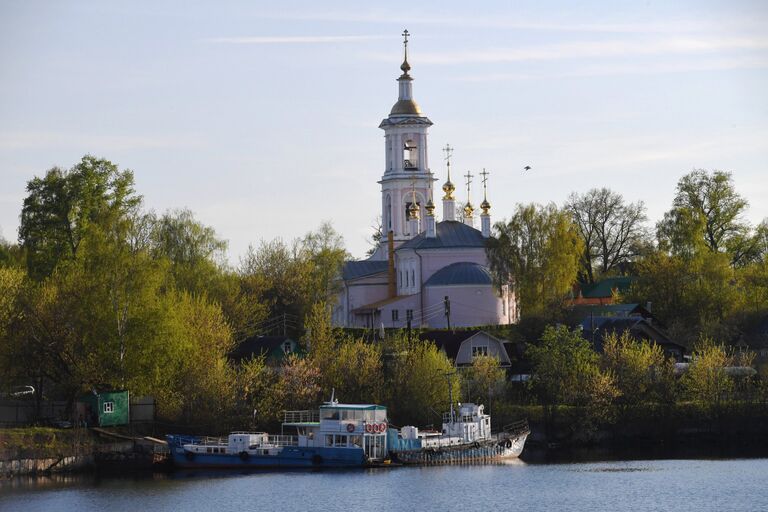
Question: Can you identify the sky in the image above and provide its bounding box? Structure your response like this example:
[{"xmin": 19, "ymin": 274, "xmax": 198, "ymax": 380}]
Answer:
[{"xmin": 1, "ymin": 0, "xmax": 767, "ymax": 261}]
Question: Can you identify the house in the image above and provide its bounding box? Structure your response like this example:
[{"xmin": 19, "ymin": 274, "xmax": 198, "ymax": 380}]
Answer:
[
  {"xmin": 230, "ymin": 336, "xmax": 301, "ymax": 366},
  {"xmin": 76, "ymin": 390, "xmax": 130, "ymax": 427},
  {"xmin": 418, "ymin": 330, "xmax": 513, "ymax": 367},
  {"xmin": 570, "ymin": 276, "xmax": 636, "ymax": 306},
  {"xmin": 579, "ymin": 316, "xmax": 686, "ymax": 361}
]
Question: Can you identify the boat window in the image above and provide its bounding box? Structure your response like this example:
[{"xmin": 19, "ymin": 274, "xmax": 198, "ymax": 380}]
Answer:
[
  {"xmin": 341, "ymin": 410, "xmax": 353, "ymax": 421},
  {"xmin": 321, "ymin": 409, "xmax": 340, "ymax": 420},
  {"xmin": 325, "ymin": 435, "xmax": 334, "ymax": 447},
  {"xmin": 206, "ymin": 447, "xmax": 212, "ymax": 453},
  {"xmin": 349, "ymin": 435, "xmax": 362, "ymax": 448},
  {"xmin": 374, "ymin": 409, "xmax": 386, "ymax": 422},
  {"xmin": 334, "ymin": 435, "xmax": 347, "ymax": 447}
]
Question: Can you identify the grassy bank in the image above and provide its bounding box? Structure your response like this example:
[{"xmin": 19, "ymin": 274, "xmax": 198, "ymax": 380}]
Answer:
[{"xmin": 0, "ymin": 427, "xmax": 95, "ymax": 461}]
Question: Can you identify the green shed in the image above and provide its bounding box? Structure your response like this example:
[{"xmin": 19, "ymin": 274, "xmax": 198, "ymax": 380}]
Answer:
[{"xmin": 77, "ymin": 390, "xmax": 130, "ymax": 427}]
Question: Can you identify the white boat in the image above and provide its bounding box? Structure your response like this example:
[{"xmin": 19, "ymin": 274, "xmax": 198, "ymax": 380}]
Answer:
[{"xmin": 387, "ymin": 402, "xmax": 529, "ymax": 464}]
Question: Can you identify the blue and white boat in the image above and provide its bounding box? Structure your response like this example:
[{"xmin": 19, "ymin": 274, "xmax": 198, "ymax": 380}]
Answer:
[{"xmin": 167, "ymin": 399, "xmax": 389, "ymax": 469}]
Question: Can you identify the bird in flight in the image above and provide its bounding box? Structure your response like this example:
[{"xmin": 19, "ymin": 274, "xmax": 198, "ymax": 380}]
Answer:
[{"xmin": 523, "ymin": 165, "xmax": 532, "ymax": 171}]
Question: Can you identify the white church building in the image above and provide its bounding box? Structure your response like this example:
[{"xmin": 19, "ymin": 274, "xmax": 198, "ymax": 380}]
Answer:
[{"xmin": 333, "ymin": 32, "xmax": 517, "ymax": 329}]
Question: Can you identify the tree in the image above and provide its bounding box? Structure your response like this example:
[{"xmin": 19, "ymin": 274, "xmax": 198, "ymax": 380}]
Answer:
[
  {"xmin": 566, "ymin": 188, "xmax": 649, "ymax": 283},
  {"xmin": 625, "ymin": 249, "xmax": 742, "ymax": 346},
  {"xmin": 465, "ymin": 355, "xmax": 507, "ymax": 413},
  {"xmin": 601, "ymin": 331, "xmax": 676, "ymax": 406},
  {"xmin": 657, "ymin": 170, "xmax": 759, "ymax": 266},
  {"xmin": 528, "ymin": 326, "xmax": 619, "ymax": 438},
  {"xmin": 365, "ymin": 216, "xmax": 383, "ymax": 257},
  {"xmin": 682, "ymin": 338, "xmax": 734, "ymax": 411},
  {"xmin": 19, "ymin": 155, "xmax": 141, "ymax": 279},
  {"xmin": 486, "ymin": 203, "xmax": 583, "ymax": 316},
  {"xmin": 384, "ymin": 333, "xmax": 461, "ymax": 426},
  {"xmin": 150, "ymin": 209, "xmax": 267, "ymax": 343}
]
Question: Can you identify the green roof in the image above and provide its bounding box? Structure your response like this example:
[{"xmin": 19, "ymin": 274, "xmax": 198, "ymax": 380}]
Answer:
[
  {"xmin": 319, "ymin": 404, "xmax": 386, "ymax": 410},
  {"xmin": 581, "ymin": 276, "xmax": 635, "ymax": 298}
]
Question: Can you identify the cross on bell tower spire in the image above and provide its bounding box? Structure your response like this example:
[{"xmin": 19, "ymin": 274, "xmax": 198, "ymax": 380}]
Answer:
[{"xmin": 400, "ymin": 29, "xmax": 411, "ymax": 77}]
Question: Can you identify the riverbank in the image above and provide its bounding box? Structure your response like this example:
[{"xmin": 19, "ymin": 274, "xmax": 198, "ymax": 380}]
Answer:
[{"xmin": 0, "ymin": 427, "xmax": 167, "ymax": 478}]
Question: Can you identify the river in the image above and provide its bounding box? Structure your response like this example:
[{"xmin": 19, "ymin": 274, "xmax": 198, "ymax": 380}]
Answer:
[{"xmin": 1, "ymin": 457, "xmax": 767, "ymax": 512}]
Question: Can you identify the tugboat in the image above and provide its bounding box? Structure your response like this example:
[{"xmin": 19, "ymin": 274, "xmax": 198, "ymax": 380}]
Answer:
[
  {"xmin": 167, "ymin": 397, "xmax": 389, "ymax": 469},
  {"xmin": 387, "ymin": 401, "xmax": 529, "ymax": 465}
]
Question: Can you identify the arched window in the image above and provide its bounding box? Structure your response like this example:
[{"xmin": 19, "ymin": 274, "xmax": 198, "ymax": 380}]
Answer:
[
  {"xmin": 403, "ymin": 139, "xmax": 418, "ymax": 169},
  {"xmin": 386, "ymin": 195, "xmax": 392, "ymax": 231},
  {"xmin": 411, "ymin": 269, "xmax": 416, "ymax": 288},
  {"xmin": 399, "ymin": 270, "xmax": 403, "ymax": 288}
]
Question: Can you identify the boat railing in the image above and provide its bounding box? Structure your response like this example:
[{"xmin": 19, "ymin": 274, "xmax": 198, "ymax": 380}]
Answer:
[
  {"xmin": 283, "ymin": 410, "xmax": 320, "ymax": 423},
  {"xmin": 267, "ymin": 434, "xmax": 298, "ymax": 447},
  {"xmin": 499, "ymin": 419, "xmax": 530, "ymax": 438}
]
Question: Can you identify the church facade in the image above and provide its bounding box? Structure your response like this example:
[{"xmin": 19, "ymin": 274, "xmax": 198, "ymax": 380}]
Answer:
[{"xmin": 333, "ymin": 32, "xmax": 517, "ymax": 329}]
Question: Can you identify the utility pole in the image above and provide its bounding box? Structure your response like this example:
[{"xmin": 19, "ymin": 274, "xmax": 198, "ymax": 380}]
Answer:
[
  {"xmin": 444, "ymin": 296, "xmax": 451, "ymax": 330},
  {"xmin": 406, "ymin": 309, "xmax": 413, "ymax": 342}
]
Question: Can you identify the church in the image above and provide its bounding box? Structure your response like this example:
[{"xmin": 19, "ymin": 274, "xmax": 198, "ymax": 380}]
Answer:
[{"xmin": 333, "ymin": 32, "xmax": 517, "ymax": 329}]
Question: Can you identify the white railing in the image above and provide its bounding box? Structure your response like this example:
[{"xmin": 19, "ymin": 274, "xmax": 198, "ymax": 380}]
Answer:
[
  {"xmin": 267, "ymin": 435, "xmax": 298, "ymax": 447},
  {"xmin": 283, "ymin": 410, "xmax": 319, "ymax": 423}
]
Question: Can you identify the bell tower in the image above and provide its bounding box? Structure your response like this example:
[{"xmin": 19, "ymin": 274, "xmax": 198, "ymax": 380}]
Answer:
[{"xmin": 378, "ymin": 29, "xmax": 435, "ymax": 247}]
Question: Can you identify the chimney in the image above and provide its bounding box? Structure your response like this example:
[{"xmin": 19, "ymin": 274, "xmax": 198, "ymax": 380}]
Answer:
[{"xmin": 387, "ymin": 230, "xmax": 396, "ymax": 298}]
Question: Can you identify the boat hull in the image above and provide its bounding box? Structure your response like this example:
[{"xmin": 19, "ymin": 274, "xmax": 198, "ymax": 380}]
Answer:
[
  {"xmin": 170, "ymin": 446, "xmax": 367, "ymax": 469},
  {"xmin": 391, "ymin": 432, "xmax": 528, "ymax": 465}
]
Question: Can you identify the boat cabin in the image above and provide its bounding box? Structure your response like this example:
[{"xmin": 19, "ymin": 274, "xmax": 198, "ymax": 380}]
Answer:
[{"xmin": 283, "ymin": 402, "xmax": 389, "ymax": 460}]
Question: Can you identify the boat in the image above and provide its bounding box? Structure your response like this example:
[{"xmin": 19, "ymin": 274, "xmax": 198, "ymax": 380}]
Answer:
[
  {"xmin": 387, "ymin": 402, "xmax": 529, "ymax": 465},
  {"xmin": 167, "ymin": 399, "xmax": 389, "ymax": 469}
]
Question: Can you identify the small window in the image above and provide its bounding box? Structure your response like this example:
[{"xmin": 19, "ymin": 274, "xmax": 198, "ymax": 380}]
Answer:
[
  {"xmin": 283, "ymin": 341, "xmax": 292, "ymax": 354},
  {"xmin": 406, "ymin": 309, "xmax": 413, "ymax": 322},
  {"xmin": 325, "ymin": 435, "xmax": 334, "ymax": 447},
  {"xmin": 103, "ymin": 401, "xmax": 114, "ymax": 414},
  {"xmin": 472, "ymin": 346, "xmax": 489, "ymax": 357},
  {"xmin": 392, "ymin": 309, "xmax": 399, "ymax": 321},
  {"xmin": 411, "ymin": 270, "xmax": 415, "ymax": 287}
]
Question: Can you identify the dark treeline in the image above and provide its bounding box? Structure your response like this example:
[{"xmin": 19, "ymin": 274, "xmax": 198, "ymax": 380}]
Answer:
[{"xmin": 2, "ymin": 157, "xmax": 768, "ymax": 439}]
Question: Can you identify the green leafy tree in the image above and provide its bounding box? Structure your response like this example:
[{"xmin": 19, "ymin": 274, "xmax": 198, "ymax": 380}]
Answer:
[
  {"xmin": 528, "ymin": 326, "xmax": 618, "ymax": 436},
  {"xmin": 626, "ymin": 250, "xmax": 742, "ymax": 346},
  {"xmin": 384, "ymin": 332, "xmax": 461, "ymax": 426},
  {"xmin": 486, "ymin": 203, "xmax": 583, "ymax": 316},
  {"xmin": 19, "ymin": 155, "xmax": 141, "ymax": 279},
  {"xmin": 150, "ymin": 209, "xmax": 267, "ymax": 343},
  {"xmin": 465, "ymin": 355, "xmax": 507, "ymax": 413},
  {"xmin": 565, "ymin": 188, "xmax": 649, "ymax": 283},
  {"xmin": 657, "ymin": 170, "xmax": 760, "ymax": 266},
  {"xmin": 236, "ymin": 355, "xmax": 280, "ymax": 428},
  {"xmin": 601, "ymin": 331, "xmax": 676, "ymax": 406},
  {"xmin": 682, "ymin": 338, "xmax": 734, "ymax": 411}
]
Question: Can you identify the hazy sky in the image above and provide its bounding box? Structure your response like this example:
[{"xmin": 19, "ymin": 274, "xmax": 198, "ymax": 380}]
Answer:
[{"xmin": 1, "ymin": 1, "xmax": 767, "ymax": 261}]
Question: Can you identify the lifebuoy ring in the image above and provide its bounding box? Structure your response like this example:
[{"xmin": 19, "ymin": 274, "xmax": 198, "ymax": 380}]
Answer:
[
  {"xmin": 365, "ymin": 423, "xmax": 373, "ymax": 433},
  {"xmin": 380, "ymin": 422, "xmax": 387, "ymax": 432},
  {"xmin": 346, "ymin": 423, "xmax": 355, "ymax": 433}
]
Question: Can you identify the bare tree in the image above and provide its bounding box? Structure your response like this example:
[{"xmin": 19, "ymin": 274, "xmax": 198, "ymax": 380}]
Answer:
[{"xmin": 566, "ymin": 188, "xmax": 649, "ymax": 283}]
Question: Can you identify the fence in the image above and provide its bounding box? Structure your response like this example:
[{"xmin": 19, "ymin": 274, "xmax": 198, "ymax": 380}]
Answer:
[{"xmin": 0, "ymin": 397, "xmax": 156, "ymax": 427}]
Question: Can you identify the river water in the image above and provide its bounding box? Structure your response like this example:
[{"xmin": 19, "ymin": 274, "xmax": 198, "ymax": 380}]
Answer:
[{"xmin": 1, "ymin": 458, "xmax": 767, "ymax": 512}]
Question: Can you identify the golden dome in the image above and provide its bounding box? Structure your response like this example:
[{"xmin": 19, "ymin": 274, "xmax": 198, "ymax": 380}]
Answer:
[
  {"xmin": 463, "ymin": 202, "xmax": 474, "ymax": 217},
  {"xmin": 442, "ymin": 180, "xmax": 455, "ymax": 200},
  {"xmin": 408, "ymin": 201, "xmax": 420, "ymax": 219},
  {"xmin": 480, "ymin": 198, "xmax": 491, "ymax": 213},
  {"xmin": 390, "ymin": 99, "xmax": 422, "ymax": 116},
  {"xmin": 425, "ymin": 198, "xmax": 436, "ymax": 215}
]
